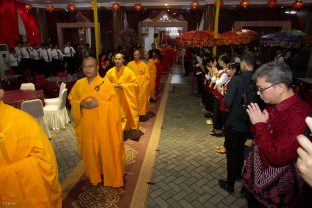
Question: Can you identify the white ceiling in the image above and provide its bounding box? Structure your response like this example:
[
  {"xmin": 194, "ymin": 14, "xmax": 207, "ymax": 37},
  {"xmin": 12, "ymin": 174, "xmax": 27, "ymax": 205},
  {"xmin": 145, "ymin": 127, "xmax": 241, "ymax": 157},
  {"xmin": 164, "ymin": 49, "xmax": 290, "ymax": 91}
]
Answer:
[{"xmin": 17, "ymin": 0, "xmax": 312, "ymax": 9}]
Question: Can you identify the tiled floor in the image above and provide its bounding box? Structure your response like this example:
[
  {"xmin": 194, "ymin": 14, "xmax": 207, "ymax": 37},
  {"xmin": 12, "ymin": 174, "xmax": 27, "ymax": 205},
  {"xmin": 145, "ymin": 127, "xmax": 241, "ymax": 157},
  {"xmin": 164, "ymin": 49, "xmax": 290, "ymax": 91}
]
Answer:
[
  {"xmin": 51, "ymin": 65, "xmax": 247, "ymax": 207},
  {"xmin": 146, "ymin": 68, "xmax": 247, "ymax": 207}
]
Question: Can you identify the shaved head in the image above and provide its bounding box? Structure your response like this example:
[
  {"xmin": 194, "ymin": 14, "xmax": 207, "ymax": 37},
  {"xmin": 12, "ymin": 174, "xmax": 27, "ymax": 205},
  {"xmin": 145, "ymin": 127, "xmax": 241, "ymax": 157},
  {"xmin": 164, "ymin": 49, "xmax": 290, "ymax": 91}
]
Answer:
[{"xmin": 83, "ymin": 56, "xmax": 98, "ymax": 65}]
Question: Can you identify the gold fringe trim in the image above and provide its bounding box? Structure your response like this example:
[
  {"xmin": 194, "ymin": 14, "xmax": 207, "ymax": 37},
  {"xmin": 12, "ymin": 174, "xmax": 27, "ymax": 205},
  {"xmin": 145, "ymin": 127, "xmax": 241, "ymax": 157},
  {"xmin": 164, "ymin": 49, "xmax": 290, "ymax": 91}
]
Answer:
[
  {"xmin": 130, "ymin": 74, "xmax": 172, "ymax": 208},
  {"xmin": 61, "ymin": 160, "xmax": 85, "ymax": 199}
]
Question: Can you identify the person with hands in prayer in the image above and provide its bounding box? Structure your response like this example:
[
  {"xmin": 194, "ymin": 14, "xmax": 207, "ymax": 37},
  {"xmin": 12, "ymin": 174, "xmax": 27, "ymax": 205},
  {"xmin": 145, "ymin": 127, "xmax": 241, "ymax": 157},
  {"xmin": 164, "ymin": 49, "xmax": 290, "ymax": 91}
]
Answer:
[
  {"xmin": 69, "ymin": 56, "xmax": 125, "ymax": 188},
  {"xmin": 297, "ymin": 116, "xmax": 312, "ymax": 187},
  {"xmin": 242, "ymin": 62, "xmax": 311, "ymax": 208}
]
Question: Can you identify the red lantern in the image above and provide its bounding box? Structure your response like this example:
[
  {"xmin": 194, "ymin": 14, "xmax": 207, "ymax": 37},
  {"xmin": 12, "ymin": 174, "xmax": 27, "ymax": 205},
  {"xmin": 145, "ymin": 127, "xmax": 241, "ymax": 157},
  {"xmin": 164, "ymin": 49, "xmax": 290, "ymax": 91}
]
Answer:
[
  {"xmin": 134, "ymin": 3, "xmax": 143, "ymax": 11},
  {"xmin": 191, "ymin": 1, "xmax": 200, "ymax": 9},
  {"xmin": 112, "ymin": 3, "xmax": 121, "ymax": 11},
  {"xmin": 292, "ymin": 0, "xmax": 304, "ymax": 9},
  {"xmin": 240, "ymin": 0, "xmax": 249, "ymax": 8},
  {"xmin": 67, "ymin": 3, "xmax": 76, "ymax": 13},
  {"xmin": 46, "ymin": 4, "xmax": 55, "ymax": 12},
  {"xmin": 267, "ymin": 0, "xmax": 278, "ymax": 7},
  {"xmin": 214, "ymin": 0, "xmax": 224, "ymax": 7},
  {"xmin": 25, "ymin": 4, "xmax": 32, "ymax": 12}
]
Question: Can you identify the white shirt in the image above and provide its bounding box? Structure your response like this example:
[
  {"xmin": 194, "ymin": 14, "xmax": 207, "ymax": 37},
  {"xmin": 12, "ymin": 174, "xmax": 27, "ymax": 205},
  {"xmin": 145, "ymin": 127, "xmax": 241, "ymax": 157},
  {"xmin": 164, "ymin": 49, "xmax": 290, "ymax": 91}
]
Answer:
[
  {"xmin": 234, "ymin": 56, "xmax": 240, "ymax": 63},
  {"xmin": 14, "ymin": 47, "xmax": 22, "ymax": 61},
  {"xmin": 20, "ymin": 47, "xmax": 32, "ymax": 59},
  {"xmin": 275, "ymin": 54, "xmax": 284, "ymax": 63},
  {"xmin": 32, "ymin": 49, "xmax": 40, "ymax": 60},
  {"xmin": 64, "ymin": 46, "xmax": 76, "ymax": 57},
  {"xmin": 8, "ymin": 53, "xmax": 18, "ymax": 67},
  {"xmin": 41, "ymin": 48, "xmax": 52, "ymax": 62},
  {"xmin": 51, "ymin": 49, "xmax": 64, "ymax": 60},
  {"xmin": 216, "ymin": 69, "xmax": 229, "ymax": 87}
]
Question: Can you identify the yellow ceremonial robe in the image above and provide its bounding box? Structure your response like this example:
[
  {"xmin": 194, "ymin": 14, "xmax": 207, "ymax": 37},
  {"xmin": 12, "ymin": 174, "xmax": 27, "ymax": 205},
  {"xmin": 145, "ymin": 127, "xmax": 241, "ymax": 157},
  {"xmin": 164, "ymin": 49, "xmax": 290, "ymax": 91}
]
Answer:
[
  {"xmin": 0, "ymin": 101, "xmax": 62, "ymax": 208},
  {"xmin": 127, "ymin": 60, "xmax": 150, "ymax": 116},
  {"xmin": 147, "ymin": 59, "xmax": 157, "ymax": 100},
  {"xmin": 68, "ymin": 75, "xmax": 125, "ymax": 187},
  {"xmin": 105, "ymin": 66, "xmax": 139, "ymax": 130}
]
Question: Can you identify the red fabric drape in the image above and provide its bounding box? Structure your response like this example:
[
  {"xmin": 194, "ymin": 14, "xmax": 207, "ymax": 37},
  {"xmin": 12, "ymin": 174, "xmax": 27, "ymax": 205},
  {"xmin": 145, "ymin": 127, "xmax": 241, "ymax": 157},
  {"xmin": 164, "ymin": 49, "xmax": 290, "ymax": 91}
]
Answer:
[
  {"xmin": 0, "ymin": 0, "xmax": 19, "ymax": 48},
  {"xmin": 16, "ymin": 2, "xmax": 41, "ymax": 46}
]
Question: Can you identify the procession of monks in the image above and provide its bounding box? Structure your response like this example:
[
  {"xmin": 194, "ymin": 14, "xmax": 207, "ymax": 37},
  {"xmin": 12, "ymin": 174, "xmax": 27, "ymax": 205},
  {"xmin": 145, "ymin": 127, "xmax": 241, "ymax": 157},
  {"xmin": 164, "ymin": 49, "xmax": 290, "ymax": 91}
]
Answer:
[{"xmin": 0, "ymin": 46, "xmax": 174, "ymax": 207}]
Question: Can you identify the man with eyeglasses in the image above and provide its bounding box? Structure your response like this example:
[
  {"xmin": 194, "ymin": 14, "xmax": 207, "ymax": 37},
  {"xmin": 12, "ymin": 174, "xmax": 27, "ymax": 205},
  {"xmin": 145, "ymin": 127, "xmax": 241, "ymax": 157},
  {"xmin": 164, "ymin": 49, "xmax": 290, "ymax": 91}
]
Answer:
[
  {"xmin": 68, "ymin": 56, "xmax": 125, "ymax": 187},
  {"xmin": 242, "ymin": 62, "xmax": 311, "ymax": 207}
]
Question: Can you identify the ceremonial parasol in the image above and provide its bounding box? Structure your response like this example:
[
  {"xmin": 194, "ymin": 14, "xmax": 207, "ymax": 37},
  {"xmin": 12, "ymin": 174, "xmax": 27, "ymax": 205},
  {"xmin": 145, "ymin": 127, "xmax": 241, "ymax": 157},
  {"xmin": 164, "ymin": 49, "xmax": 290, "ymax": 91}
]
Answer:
[
  {"xmin": 260, "ymin": 31, "xmax": 303, "ymax": 48},
  {"xmin": 215, "ymin": 29, "xmax": 257, "ymax": 46},
  {"xmin": 176, "ymin": 30, "xmax": 215, "ymax": 47}
]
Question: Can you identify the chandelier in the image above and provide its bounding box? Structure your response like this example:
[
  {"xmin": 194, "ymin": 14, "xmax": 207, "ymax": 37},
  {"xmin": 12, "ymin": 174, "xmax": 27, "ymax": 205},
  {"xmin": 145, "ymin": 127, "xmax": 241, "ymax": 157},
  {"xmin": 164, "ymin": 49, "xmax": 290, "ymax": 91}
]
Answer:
[
  {"xmin": 240, "ymin": 0, "xmax": 249, "ymax": 8},
  {"xmin": 267, "ymin": 0, "xmax": 278, "ymax": 7},
  {"xmin": 134, "ymin": 3, "xmax": 143, "ymax": 11},
  {"xmin": 25, "ymin": 4, "xmax": 32, "ymax": 12},
  {"xmin": 46, "ymin": 4, "xmax": 55, "ymax": 12},
  {"xmin": 112, "ymin": 3, "xmax": 121, "ymax": 11},
  {"xmin": 292, "ymin": 0, "xmax": 304, "ymax": 9},
  {"xmin": 191, "ymin": 1, "xmax": 200, "ymax": 9},
  {"xmin": 67, "ymin": 3, "xmax": 76, "ymax": 13}
]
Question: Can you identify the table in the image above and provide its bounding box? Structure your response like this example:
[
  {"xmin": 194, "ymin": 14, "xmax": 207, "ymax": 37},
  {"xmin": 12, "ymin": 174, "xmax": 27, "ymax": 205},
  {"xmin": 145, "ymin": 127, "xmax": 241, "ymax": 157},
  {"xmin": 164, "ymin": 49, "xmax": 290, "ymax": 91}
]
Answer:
[
  {"xmin": 42, "ymin": 76, "xmax": 77, "ymax": 98},
  {"xmin": 3, "ymin": 90, "xmax": 45, "ymax": 109}
]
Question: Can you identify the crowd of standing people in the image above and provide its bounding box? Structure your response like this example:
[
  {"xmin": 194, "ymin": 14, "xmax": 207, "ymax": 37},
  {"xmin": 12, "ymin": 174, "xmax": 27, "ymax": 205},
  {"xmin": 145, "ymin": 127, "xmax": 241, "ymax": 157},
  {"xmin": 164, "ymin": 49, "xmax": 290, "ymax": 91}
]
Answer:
[
  {"xmin": 185, "ymin": 45, "xmax": 312, "ymax": 207},
  {"xmin": 2, "ymin": 38, "xmax": 312, "ymax": 207}
]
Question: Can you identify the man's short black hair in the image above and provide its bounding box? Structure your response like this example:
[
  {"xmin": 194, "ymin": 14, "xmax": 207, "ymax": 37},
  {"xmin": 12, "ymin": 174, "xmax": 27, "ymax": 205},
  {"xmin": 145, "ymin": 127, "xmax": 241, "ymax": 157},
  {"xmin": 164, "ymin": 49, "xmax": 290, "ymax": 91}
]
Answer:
[{"xmin": 241, "ymin": 53, "xmax": 256, "ymax": 67}]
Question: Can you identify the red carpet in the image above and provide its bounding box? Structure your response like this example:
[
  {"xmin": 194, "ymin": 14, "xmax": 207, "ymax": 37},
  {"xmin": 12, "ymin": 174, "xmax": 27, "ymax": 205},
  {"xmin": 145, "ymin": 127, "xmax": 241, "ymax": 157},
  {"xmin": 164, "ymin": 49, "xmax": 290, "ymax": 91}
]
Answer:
[{"xmin": 62, "ymin": 76, "xmax": 169, "ymax": 208}]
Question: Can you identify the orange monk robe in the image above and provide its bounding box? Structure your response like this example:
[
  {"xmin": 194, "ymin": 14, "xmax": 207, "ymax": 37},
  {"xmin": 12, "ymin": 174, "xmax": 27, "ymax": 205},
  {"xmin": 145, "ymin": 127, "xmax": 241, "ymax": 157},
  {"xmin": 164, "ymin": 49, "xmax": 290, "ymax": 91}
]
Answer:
[
  {"xmin": 0, "ymin": 101, "xmax": 62, "ymax": 208},
  {"xmin": 172, "ymin": 48, "xmax": 178, "ymax": 65},
  {"xmin": 153, "ymin": 58, "xmax": 163, "ymax": 93},
  {"xmin": 147, "ymin": 59, "xmax": 157, "ymax": 100},
  {"xmin": 127, "ymin": 60, "xmax": 150, "ymax": 116},
  {"xmin": 105, "ymin": 66, "xmax": 139, "ymax": 130},
  {"xmin": 160, "ymin": 48, "xmax": 170, "ymax": 71},
  {"xmin": 68, "ymin": 75, "xmax": 125, "ymax": 187}
]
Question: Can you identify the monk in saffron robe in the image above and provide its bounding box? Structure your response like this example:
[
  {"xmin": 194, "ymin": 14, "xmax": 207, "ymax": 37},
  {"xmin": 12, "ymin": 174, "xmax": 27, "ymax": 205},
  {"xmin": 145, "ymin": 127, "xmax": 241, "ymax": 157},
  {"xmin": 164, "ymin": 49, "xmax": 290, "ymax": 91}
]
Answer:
[
  {"xmin": 0, "ymin": 81, "xmax": 62, "ymax": 208},
  {"xmin": 152, "ymin": 52, "xmax": 163, "ymax": 94},
  {"xmin": 105, "ymin": 53, "xmax": 142, "ymax": 137},
  {"xmin": 127, "ymin": 50, "xmax": 150, "ymax": 121},
  {"xmin": 142, "ymin": 51, "xmax": 157, "ymax": 101},
  {"xmin": 68, "ymin": 56, "xmax": 125, "ymax": 187}
]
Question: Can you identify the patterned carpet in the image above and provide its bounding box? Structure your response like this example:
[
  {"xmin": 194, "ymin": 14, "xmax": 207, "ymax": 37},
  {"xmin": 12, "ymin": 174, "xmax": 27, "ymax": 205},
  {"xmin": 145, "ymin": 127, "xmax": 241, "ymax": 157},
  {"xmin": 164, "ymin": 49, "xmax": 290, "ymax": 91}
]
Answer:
[{"xmin": 61, "ymin": 74, "xmax": 170, "ymax": 208}]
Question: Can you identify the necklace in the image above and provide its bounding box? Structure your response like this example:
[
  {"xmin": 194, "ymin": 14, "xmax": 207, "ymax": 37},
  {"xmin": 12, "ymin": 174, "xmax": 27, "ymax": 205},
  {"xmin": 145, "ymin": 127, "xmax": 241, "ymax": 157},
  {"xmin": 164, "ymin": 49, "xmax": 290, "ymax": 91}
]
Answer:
[{"xmin": 95, "ymin": 81, "xmax": 104, "ymax": 91}]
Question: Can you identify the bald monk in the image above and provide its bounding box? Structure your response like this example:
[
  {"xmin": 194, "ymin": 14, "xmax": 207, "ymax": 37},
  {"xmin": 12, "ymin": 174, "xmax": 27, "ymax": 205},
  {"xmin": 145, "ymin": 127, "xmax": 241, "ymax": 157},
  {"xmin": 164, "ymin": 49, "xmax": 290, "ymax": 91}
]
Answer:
[
  {"xmin": 0, "ymin": 81, "xmax": 62, "ymax": 207},
  {"xmin": 68, "ymin": 56, "xmax": 125, "ymax": 187},
  {"xmin": 142, "ymin": 51, "xmax": 157, "ymax": 101},
  {"xmin": 105, "ymin": 53, "xmax": 143, "ymax": 139},
  {"xmin": 127, "ymin": 49, "xmax": 150, "ymax": 122}
]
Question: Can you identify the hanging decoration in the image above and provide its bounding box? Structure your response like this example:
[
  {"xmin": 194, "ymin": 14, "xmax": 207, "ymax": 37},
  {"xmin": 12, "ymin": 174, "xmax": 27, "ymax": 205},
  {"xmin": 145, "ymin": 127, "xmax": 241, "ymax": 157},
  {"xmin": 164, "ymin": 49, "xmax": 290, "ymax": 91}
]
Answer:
[
  {"xmin": 46, "ymin": 4, "xmax": 55, "ymax": 12},
  {"xmin": 292, "ymin": 0, "xmax": 304, "ymax": 9},
  {"xmin": 89, "ymin": 1, "xmax": 95, "ymax": 10},
  {"xmin": 25, "ymin": 4, "xmax": 32, "ymax": 12},
  {"xmin": 267, "ymin": 0, "xmax": 278, "ymax": 7},
  {"xmin": 67, "ymin": 3, "xmax": 76, "ymax": 13},
  {"xmin": 240, "ymin": 0, "xmax": 249, "ymax": 8},
  {"xmin": 214, "ymin": 0, "xmax": 224, "ymax": 7},
  {"xmin": 134, "ymin": 3, "xmax": 143, "ymax": 11},
  {"xmin": 191, "ymin": 1, "xmax": 200, "ymax": 9},
  {"xmin": 112, "ymin": 3, "xmax": 121, "ymax": 11}
]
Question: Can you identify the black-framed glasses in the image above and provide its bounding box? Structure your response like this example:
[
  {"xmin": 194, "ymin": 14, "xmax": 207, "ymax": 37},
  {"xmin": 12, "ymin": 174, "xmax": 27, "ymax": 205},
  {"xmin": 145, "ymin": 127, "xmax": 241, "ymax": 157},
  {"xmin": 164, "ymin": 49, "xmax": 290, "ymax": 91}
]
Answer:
[{"xmin": 257, "ymin": 83, "xmax": 280, "ymax": 94}]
